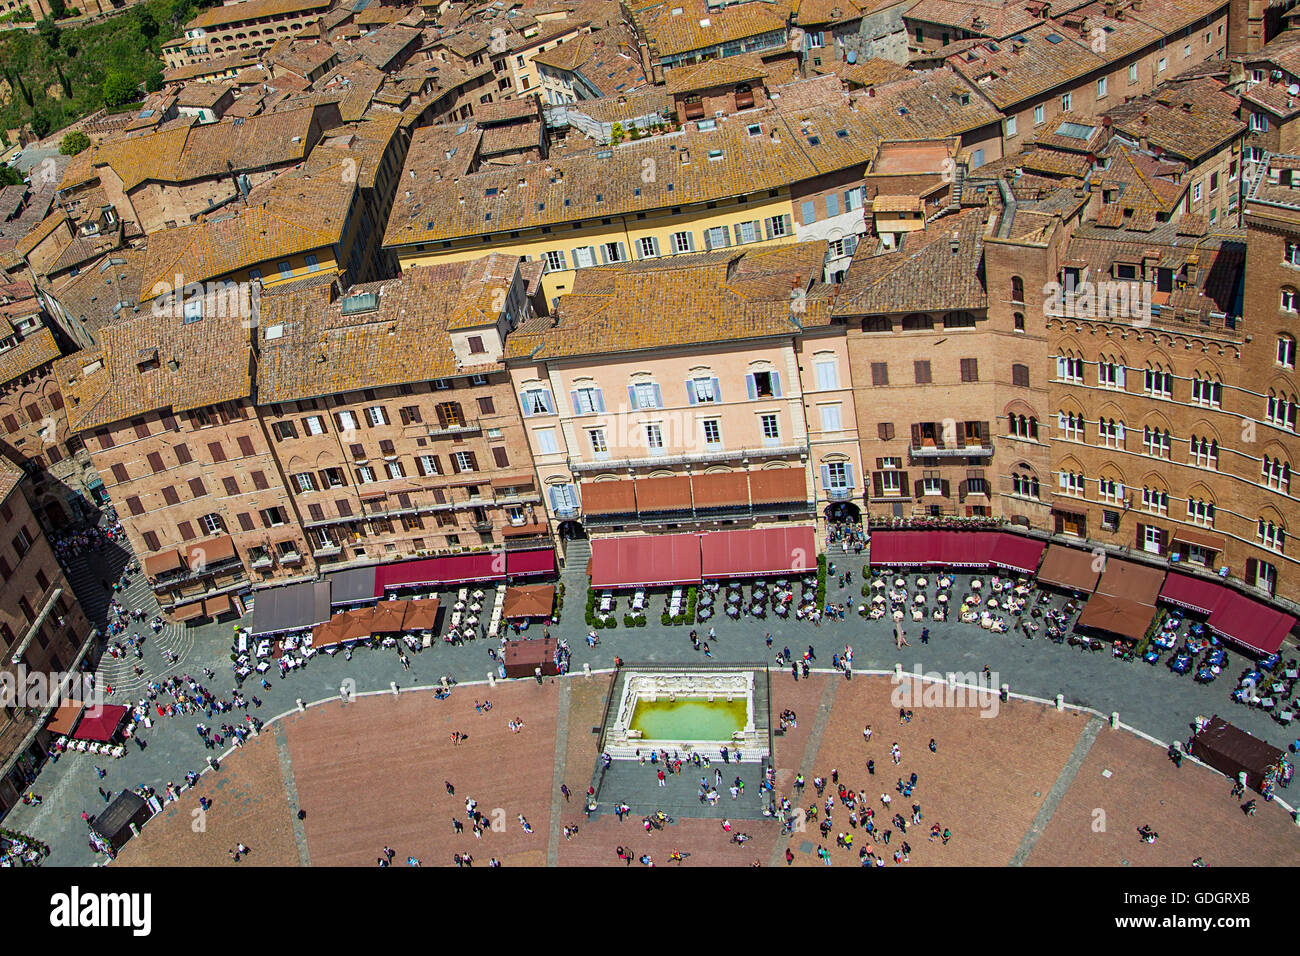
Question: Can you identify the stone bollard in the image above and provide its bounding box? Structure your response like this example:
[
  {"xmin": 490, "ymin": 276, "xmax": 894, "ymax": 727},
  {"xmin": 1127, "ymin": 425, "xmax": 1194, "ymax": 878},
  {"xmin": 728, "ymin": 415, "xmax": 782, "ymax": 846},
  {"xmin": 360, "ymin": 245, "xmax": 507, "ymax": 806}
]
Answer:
[
  {"xmin": 1110, "ymin": 711, "xmax": 1120, "ymax": 729},
  {"xmin": 296, "ymin": 698, "xmax": 305, "ymax": 713},
  {"xmin": 390, "ymin": 681, "xmax": 398, "ymax": 696},
  {"xmin": 894, "ymin": 662, "xmax": 903, "ymax": 678},
  {"xmin": 534, "ymin": 667, "xmax": 543, "ymax": 684},
  {"xmin": 129, "ymin": 823, "xmax": 139, "ymax": 837},
  {"xmin": 1055, "ymin": 694, "xmax": 1064, "ymax": 712},
  {"xmin": 583, "ymin": 662, "xmax": 591, "ymax": 678},
  {"xmin": 1171, "ymin": 740, "xmax": 1183, "ymax": 755},
  {"xmin": 488, "ymin": 672, "xmax": 496, "ymax": 688},
  {"xmin": 441, "ymin": 676, "xmax": 450, "ymax": 692},
  {"xmin": 339, "ymin": 685, "xmax": 350, "ymax": 703}
]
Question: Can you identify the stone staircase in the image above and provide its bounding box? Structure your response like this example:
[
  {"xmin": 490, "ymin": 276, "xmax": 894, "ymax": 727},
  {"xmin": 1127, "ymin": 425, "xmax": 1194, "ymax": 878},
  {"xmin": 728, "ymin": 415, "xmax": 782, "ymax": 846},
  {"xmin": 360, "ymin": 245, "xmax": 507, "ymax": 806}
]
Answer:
[{"xmin": 560, "ymin": 537, "xmax": 591, "ymax": 576}]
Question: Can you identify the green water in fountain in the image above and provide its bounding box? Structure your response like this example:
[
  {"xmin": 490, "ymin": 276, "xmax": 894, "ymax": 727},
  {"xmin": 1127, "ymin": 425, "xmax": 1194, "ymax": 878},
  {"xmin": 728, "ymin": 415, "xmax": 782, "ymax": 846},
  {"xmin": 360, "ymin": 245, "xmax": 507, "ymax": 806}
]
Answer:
[{"xmin": 629, "ymin": 696, "xmax": 748, "ymax": 742}]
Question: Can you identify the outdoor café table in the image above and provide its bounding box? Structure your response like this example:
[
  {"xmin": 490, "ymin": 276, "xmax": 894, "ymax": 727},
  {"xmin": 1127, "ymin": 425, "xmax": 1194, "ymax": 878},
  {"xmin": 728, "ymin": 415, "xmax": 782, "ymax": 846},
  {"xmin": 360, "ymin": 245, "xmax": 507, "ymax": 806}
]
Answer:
[
  {"xmin": 699, "ymin": 594, "xmax": 713, "ymax": 606},
  {"xmin": 698, "ymin": 607, "xmax": 712, "ymax": 620},
  {"xmin": 988, "ymin": 598, "xmax": 999, "ymax": 608},
  {"xmin": 939, "ymin": 577, "xmax": 952, "ymax": 588},
  {"xmin": 1280, "ymin": 710, "xmax": 1295, "ymax": 723},
  {"xmin": 971, "ymin": 579, "xmax": 983, "ymax": 590},
  {"xmin": 727, "ymin": 606, "xmax": 741, "ymax": 619},
  {"xmin": 872, "ymin": 594, "xmax": 886, "ymax": 605},
  {"xmin": 916, "ymin": 578, "xmax": 928, "ymax": 588},
  {"xmin": 894, "ymin": 578, "xmax": 906, "ymax": 588},
  {"xmin": 912, "ymin": 609, "xmax": 924, "ymax": 621},
  {"xmin": 893, "ymin": 610, "xmax": 904, "ymax": 621},
  {"xmin": 1144, "ymin": 650, "xmax": 1160, "ymax": 663},
  {"xmin": 803, "ymin": 578, "xmax": 817, "ymax": 588},
  {"xmin": 466, "ymin": 615, "xmax": 478, "ymax": 626},
  {"xmin": 257, "ymin": 641, "xmax": 270, "ymax": 657},
  {"xmin": 473, "ymin": 590, "xmax": 485, "ymax": 600},
  {"xmin": 937, "ymin": 594, "xmax": 948, "ymax": 603},
  {"xmin": 872, "ymin": 580, "xmax": 886, "ymax": 589},
  {"xmin": 1015, "ymin": 585, "xmax": 1030, "ymax": 595},
  {"xmin": 776, "ymin": 579, "xmax": 789, "ymax": 587},
  {"xmin": 236, "ymin": 666, "xmax": 252, "ymax": 679},
  {"xmin": 914, "ymin": 594, "xmax": 925, "ymax": 604},
  {"xmin": 1286, "ymin": 668, "xmax": 1300, "ymax": 679},
  {"xmin": 1262, "ymin": 697, "xmax": 1276, "ymax": 710},
  {"xmin": 454, "ymin": 601, "xmax": 466, "ymax": 611},
  {"xmin": 470, "ymin": 603, "xmax": 482, "ymax": 613},
  {"xmin": 728, "ymin": 593, "xmax": 741, "ymax": 604},
  {"xmin": 255, "ymin": 661, "xmax": 270, "ymax": 673}
]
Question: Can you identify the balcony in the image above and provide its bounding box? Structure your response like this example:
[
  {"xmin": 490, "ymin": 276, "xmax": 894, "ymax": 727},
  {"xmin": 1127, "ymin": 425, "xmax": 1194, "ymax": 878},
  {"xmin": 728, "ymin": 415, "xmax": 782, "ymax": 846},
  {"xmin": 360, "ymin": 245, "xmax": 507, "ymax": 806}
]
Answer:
[
  {"xmin": 151, "ymin": 553, "xmax": 244, "ymax": 586},
  {"xmin": 473, "ymin": 520, "xmax": 494, "ymax": 532},
  {"xmin": 426, "ymin": 418, "xmax": 481, "ymax": 438},
  {"xmin": 909, "ymin": 443, "xmax": 993, "ymax": 459},
  {"xmin": 567, "ymin": 441, "xmax": 808, "ymax": 473},
  {"xmin": 278, "ymin": 551, "xmax": 303, "ymax": 566},
  {"xmin": 311, "ymin": 544, "xmax": 342, "ymax": 558},
  {"xmin": 826, "ymin": 486, "xmax": 854, "ymax": 501},
  {"xmin": 250, "ymin": 554, "xmax": 273, "ymax": 569}
]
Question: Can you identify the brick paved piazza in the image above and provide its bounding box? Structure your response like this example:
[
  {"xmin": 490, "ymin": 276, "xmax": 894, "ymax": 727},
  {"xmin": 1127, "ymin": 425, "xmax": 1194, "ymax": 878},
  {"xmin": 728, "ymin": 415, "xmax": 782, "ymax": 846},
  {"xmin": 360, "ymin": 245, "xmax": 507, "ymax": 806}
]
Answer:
[
  {"xmin": 13, "ymin": 554, "xmax": 1300, "ymax": 866},
  {"xmin": 111, "ymin": 674, "xmax": 1300, "ymax": 868}
]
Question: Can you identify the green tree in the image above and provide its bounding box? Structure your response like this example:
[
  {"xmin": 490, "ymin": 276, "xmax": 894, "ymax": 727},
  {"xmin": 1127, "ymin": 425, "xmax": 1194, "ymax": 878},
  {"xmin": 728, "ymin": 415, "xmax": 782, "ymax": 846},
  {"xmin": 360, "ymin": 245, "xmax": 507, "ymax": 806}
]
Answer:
[
  {"xmin": 135, "ymin": 8, "xmax": 158, "ymax": 41},
  {"xmin": 0, "ymin": 166, "xmax": 21, "ymax": 188},
  {"xmin": 48, "ymin": 0, "xmax": 66, "ymax": 19},
  {"xmin": 59, "ymin": 129, "xmax": 89, "ymax": 155},
  {"xmin": 101, "ymin": 71, "xmax": 137, "ymax": 109},
  {"xmin": 29, "ymin": 110, "xmax": 51, "ymax": 138},
  {"xmin": 144, "ymin": 69, "xmax": 164, "ymax": 93},
  {"xmin": 36, "ymin": 17, "xmax": 60, "ymax": 50}
]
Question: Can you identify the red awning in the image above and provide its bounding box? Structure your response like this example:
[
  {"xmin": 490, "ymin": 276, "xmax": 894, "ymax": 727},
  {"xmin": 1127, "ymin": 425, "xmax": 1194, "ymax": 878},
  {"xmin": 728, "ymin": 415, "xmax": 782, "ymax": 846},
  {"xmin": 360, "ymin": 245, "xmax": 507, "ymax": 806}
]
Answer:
[
  {"xmin": 71, "ymin": 704, "xmax": 128, "ymax": 742},
  {"xmin": 1158, "ymin": 573, "xmax": 1231, "ymax": 616},
  {"xmin": 934, "ymin": 531, "xmax": 997, "ymax": 568},
  {"xmin": 507, "ymin": 548, "xmax": 555, "ymax": 577},
  {"xmin": 868, "ymin": 531, "xmax": 940, "ymax": 567},
  {"xmin": 748, "ymin": 469, "xmax": 807, "ymax": 505},
  {"xmin": 373, "ymin": 551, "xmax": 506, "ymax": 595},
  {"xmin": 582, "ymin": 480, "xmax": 637, "ymax": 515},
  {"xmin": 989, "ymin": 534, "xmax": 1046, "ymax": 574},
  {"xmin": 700, "ymin": 526, "xmax": 816, "ymax": 579},
  {"xmin": 1096, "ymin": 558, "xmax": 1165, "ymax": 606},
  {"xmin": 590, "ymin": 534, "xmax": 702, "ymax": 589},
  {"xmin": 47, "ymin": 702, "xmax": 85, "ymax": 735},
  {"xmin": 1208, "ymin": 592, "xmax": 1296, "ymax": 656}
]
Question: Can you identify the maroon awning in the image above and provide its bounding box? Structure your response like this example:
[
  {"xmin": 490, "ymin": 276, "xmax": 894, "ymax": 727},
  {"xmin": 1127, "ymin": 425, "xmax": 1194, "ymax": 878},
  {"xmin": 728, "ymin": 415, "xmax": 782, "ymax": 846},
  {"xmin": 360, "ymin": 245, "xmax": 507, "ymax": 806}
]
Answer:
[
  {"xmin": 868, "ymin": 531, "xmax": 941, "ymax": 567},
  {"xmin": 989, "ymin": 533, "xmax": 1045, "ymax": 574},
  {"xmin": 71, "ymin": 704, "xmax": 128, "ymax": 742},
  {"xmin": 507, "ymin": 548, "xmax": 555, "ymax": 578},
  {"xmin": 373, "ymin": 551, "xmax": 506, "ymax": 595},
  {"xmin": 699, "ymin": 526, "xmax": 816, "ymax": 579},
  {"xmin": 590, "ymin": 533, "xmax": 701, "ymax": 589},
  {"xmin": 1159, "ymin": 573, "xmax": 1232, "ymax": 616},
  {"xmin": 934, "ymin": 531, "xmax": 997, "ymax": 567},
  {"xmin": 1207, "ymin": 592, "xmax": 1296, "ymax": 656}
]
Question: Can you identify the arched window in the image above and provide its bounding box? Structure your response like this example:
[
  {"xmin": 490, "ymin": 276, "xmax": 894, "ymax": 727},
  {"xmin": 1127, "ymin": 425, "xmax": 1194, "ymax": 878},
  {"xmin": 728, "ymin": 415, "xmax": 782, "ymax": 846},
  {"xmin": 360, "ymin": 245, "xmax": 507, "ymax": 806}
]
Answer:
[
  {"xmin": 1187, "ymin": 497, "xmax": 1216, "ymax": 527},
  {"xmin": 1267, "ymin": 390, "xmax": 1299, "ymax": 430},
  {"xmin": 1263, "ymin": 455, "xmax": 1292, "ymax": 492},
  {"xmin": 1141, "ymin": 486, "xmax": 1168, "ymax": 514},
  {"xmin": 1278, "ymin": 334, "xmax": 1297, "ymax": 369},
  {"xmin": 1258, "ymin": 518, "xmax": 1286, "ymax": 552},
  {"xmin": 1011, "ymin": 275, "xmax": 1025, "ymax": 303},
  {"xmin": 1282, "ymin": 287, "xmax": 1298, "ymax": 313},
  {"xmin": 1189, "ymin": 435, "xmax": 1219, "ymax": 469}
]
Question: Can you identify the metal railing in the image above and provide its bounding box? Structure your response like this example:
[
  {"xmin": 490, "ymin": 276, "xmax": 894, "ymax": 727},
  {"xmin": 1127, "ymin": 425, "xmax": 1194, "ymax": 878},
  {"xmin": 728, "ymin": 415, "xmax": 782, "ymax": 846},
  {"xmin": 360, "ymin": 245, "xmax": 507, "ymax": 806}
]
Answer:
[{"xmin": 567, "ymin": 440, "xmax": 809, "ymax": 473}]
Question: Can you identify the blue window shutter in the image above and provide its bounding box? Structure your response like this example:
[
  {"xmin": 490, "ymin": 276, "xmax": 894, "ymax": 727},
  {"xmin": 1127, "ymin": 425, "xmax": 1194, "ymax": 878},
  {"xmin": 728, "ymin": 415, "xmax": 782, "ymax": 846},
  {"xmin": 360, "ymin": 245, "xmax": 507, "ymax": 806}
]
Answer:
[
  {"xmin": 548, "ymin": 486, "xmax": 558, "ymax": 510},
  {"xmin": 519, "ymin": 391, "xmax": 532, "ymax": 417},
  {"xmin": 617, "ymin": 242, "xmax": 627, "ymax": 261},
  {"xmin": 712, "ymin": 377, "xmax": 721, "ymax": 402},
  {"xmin": 570, "ymin": 484, "xmax": 581, "ymax": 509},
  {"xmin": 652, "ymin": 384, "xmax": 663, "ymax": 408},
  {"xmin": 845, "ymin": 463, "xmax": 855, "ymax": 488},
  {"xmin": 745, "ymin": 374, "xmax": 757, "ymax": 400},
  {"xmin": 542, "ymin": 390, "xmax": 554, "ymax": 414},
  {"xmin": 599, "ymin": 244, "xmax": 608, "ymax": 264},
  {"xmin": 820, "ymin": 464, "xmax": 832, "ymax": 489},
  {"xmin": 826, "ymin": 193, "xmax": 840, "ymax": 217},
  {"xmin": 595, "ymin": 389, "xmax": 606, "ymax": 413},
  {"xmin": 628, "ymin": 385, "xmax": 638, "ymax": 408},
  {"xmin": 771, "ymin": 371, "xmax": 782, "ymax": 397},
  {"xmin": 802, "ymin": 200, "xmax": 817, "ymax": 224},
  {"xmin": 570, "ymin": 390, "xmax": 581, "ymax": 414},
  {"xmin": 686, "ymin": 380, "xmax": 698, "ymax": 405}
]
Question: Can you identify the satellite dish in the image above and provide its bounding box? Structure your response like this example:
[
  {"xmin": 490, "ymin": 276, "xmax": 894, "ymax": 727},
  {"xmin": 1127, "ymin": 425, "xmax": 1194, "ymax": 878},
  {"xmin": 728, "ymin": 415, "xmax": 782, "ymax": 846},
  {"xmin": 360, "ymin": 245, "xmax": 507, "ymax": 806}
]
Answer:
[
  {"xmin": 847, "ymin": 50, "xmax": 858, "ymax": 64},
  {"xmin": 1290, "ymin": 84, "xmax": 1299, "ymax": 96}
]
